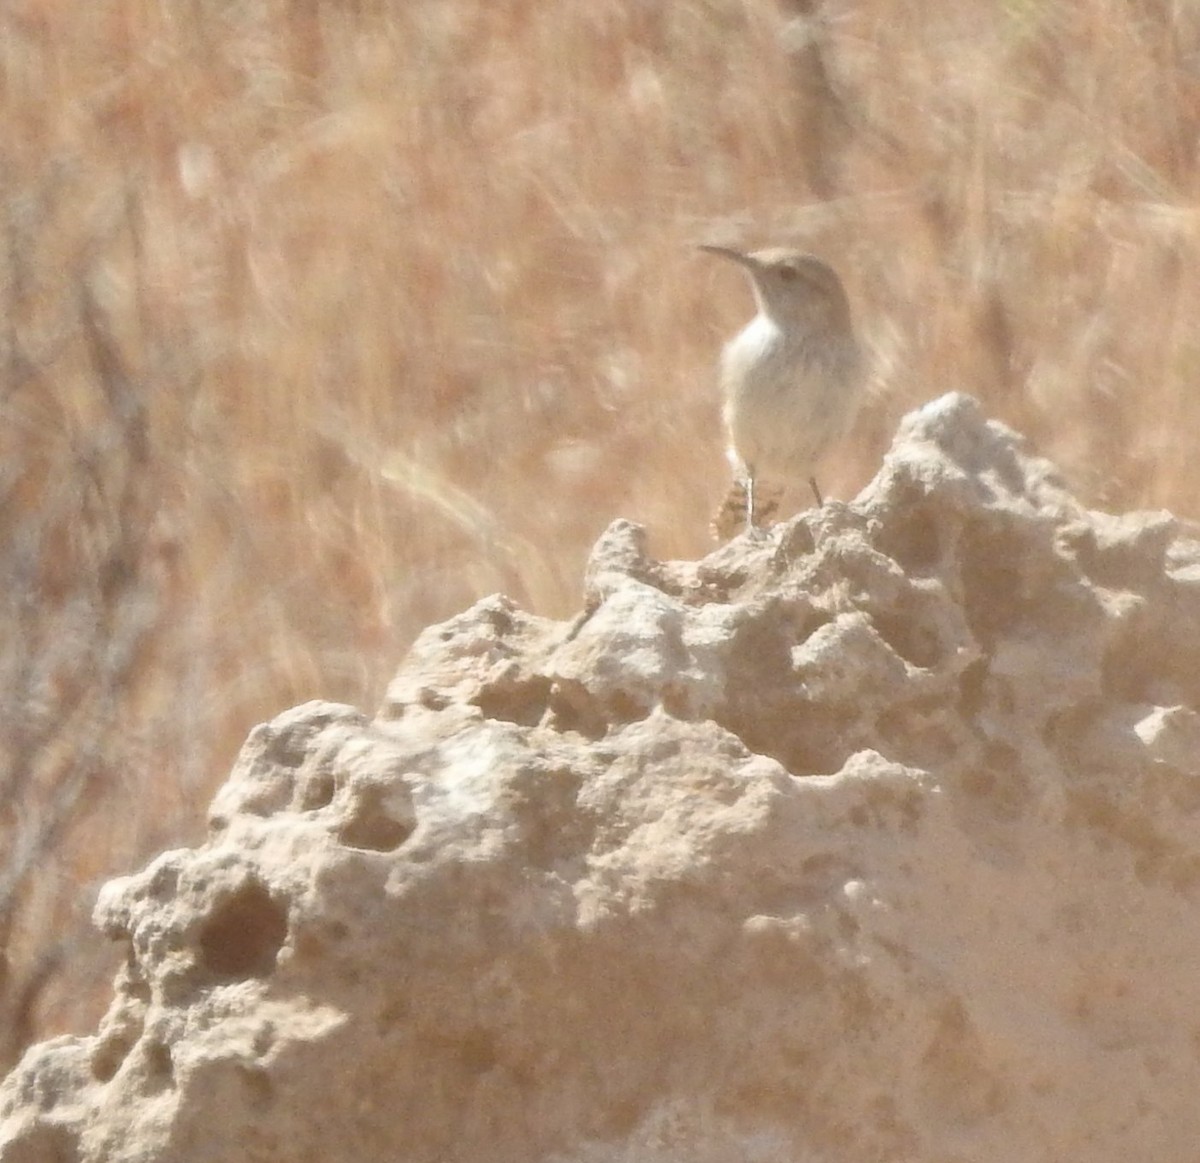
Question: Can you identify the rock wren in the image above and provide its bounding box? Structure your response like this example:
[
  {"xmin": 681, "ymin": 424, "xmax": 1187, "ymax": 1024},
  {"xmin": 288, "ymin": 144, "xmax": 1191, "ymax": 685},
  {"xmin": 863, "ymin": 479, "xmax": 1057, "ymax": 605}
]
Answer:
[{"xmin": 700, "ymin": 245, "xmax": 863, "ymax": 537}]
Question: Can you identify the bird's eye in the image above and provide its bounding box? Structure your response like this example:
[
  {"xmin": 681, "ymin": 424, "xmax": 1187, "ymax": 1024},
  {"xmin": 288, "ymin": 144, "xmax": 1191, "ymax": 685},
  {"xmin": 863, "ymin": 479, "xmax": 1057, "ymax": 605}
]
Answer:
[{"xmin": 778, "ymin": 265, "xmax": 799, "ymax": 282}]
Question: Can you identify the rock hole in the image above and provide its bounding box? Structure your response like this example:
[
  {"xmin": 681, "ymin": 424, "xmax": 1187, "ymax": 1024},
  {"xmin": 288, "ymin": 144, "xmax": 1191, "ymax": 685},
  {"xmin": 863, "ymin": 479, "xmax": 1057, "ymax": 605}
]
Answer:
[
  {"xmin": 747, "ymin": 705, "xmax": 850, "ymax": 779},
  {"xmin": 299, "ymin": 770, "xmax": 335, "ymax": 811},
  {"xmin": 198, "ymin": 880, "xmax": 288, "ymax": 980},
  {"xmin": 874, "ymin": 493, "xmax": 943, "ymax": 574},
  {"xmin": 660, "ymin": 684, "xmax": 691, "ymax": 720},
  {"xmin": 91, "ymin": 1038, "xmax": 133, "ymax": 1084},
  {"xmin": 601, "ymin": 690, "xmax": 649, "ymax": 727},
  {"xmin": 546, "ymin": 681, "xmax": 612, "ymax": 739},
  {"xmin": 871, "ymin": 609, "xmax": 943, "ymax": 670},
  {"xmin": 142, "ymin": 1039, "xmax": 175, "ymax": 1092},
  {"xmin": 472, "ymin": 675, "xmax": 552, "ymax": 727},
  {"xmin": 338, "ymin": 784, "xmax": 415, "ymax": 852},
  {"xmin": 259, "ymin": 726, "xmax": 309, "ymax": 770}
]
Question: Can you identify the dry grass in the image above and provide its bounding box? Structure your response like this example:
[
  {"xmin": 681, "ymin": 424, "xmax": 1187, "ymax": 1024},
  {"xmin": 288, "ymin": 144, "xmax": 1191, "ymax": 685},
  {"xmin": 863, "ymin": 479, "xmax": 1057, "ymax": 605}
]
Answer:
[{"xmin": 3, "ymin": 0, "xmax": 1200, "ymax": 1068}]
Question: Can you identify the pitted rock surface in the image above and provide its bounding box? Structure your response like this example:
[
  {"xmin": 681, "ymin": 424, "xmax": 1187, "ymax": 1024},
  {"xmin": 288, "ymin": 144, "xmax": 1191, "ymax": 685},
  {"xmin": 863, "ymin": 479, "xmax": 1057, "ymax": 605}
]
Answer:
[{"xmin": 4, "ymin": 393, "xmax": 1200, "ymax": 1163}]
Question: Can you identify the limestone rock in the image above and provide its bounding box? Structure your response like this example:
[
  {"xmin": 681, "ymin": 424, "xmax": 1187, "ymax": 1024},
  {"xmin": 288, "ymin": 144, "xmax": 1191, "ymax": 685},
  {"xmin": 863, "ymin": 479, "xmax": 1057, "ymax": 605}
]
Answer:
[{"xmin": 5, "ymin": 393, "xmax": 1200, "ymax": 1162}]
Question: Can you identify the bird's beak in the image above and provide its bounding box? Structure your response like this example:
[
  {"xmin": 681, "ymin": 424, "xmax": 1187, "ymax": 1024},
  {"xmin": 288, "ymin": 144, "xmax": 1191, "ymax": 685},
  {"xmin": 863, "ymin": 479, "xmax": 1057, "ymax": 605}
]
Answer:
[{"xmin": 697, "ymin": 244, "xmax": 756, "ymax": 270}]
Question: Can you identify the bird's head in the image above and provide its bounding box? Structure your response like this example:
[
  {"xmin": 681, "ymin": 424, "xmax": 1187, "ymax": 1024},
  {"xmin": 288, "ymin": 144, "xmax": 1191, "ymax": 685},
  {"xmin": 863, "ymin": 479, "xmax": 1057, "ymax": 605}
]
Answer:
[{"xmin": 699, "ymin": 245, "xmax": 850, "ymax": 330}]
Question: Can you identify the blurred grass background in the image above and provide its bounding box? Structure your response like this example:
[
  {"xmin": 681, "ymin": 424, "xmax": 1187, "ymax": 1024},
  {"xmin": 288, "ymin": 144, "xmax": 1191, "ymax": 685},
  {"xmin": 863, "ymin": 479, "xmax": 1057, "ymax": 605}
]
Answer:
[{"xmin": 3, "ymin": 0, "xmax": 1200, "ymax": 1069}]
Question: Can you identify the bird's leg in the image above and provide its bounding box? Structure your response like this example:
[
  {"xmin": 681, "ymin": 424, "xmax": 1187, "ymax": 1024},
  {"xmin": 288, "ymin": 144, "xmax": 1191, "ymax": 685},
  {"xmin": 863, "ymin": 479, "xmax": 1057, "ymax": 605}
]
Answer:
[
  {"xmin": 808, "ymin": 476, "xmax": 824, "ymax": 507},
  {"xmin": 745, "ymin": 471, "xmax": 757, "ymax": 532}
]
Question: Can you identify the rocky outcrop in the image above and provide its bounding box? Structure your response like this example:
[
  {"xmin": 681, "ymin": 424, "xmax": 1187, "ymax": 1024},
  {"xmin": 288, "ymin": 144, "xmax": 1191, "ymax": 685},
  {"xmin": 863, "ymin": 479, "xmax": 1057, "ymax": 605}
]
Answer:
[{"xmin": 4, "ymin": 393, "xmax": 1200, "ymax": 1162}]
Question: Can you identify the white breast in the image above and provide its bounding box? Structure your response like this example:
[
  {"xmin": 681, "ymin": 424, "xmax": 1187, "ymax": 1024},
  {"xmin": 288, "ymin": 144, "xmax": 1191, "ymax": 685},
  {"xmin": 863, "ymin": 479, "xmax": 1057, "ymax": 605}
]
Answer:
[
  {"xmin": 719, "ymin": 311, "xmax": 861, "ymax": 480},
  {"xmin": 721, "ymin": 314, "xmax": 784, "ymax": 383}
]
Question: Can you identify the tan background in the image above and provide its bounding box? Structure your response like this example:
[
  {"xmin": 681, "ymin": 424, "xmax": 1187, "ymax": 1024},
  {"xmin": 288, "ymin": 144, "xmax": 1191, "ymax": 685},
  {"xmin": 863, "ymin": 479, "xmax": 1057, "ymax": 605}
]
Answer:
[{"xmin": 3, "ymin": 0, "xmax": 1199, "ymax": 1068}]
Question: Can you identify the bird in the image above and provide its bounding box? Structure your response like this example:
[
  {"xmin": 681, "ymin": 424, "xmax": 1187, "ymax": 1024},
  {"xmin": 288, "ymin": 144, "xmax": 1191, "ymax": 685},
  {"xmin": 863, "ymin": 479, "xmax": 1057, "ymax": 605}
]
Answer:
[{"xmin": 700, "ymin": 245, "xmax": 863, "ymax": 538}]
